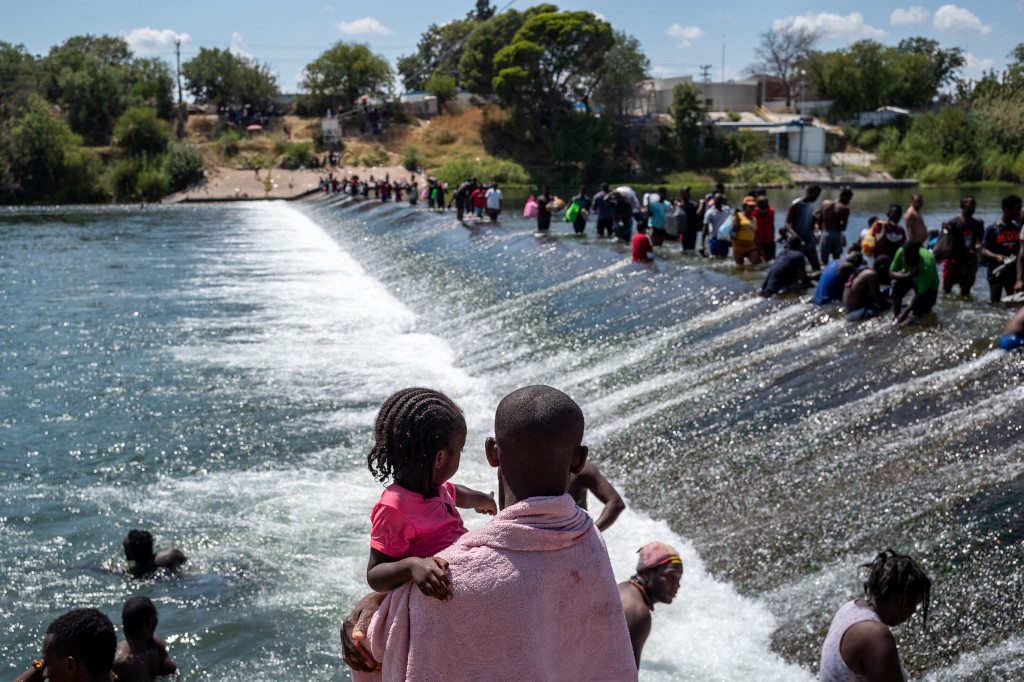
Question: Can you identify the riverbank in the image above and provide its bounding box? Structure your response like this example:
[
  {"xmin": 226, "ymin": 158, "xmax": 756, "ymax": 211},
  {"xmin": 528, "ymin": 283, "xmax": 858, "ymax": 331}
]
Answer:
[{"xmin": 164, "ymin": 164, "xmax": 414, "ymax": 203}]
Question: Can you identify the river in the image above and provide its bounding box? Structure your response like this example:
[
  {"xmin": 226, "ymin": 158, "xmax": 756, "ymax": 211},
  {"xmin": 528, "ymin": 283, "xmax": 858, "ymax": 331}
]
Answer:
[{"xmin": 1, "ymin": 188, "xmax": 1021, "ymax": 680}]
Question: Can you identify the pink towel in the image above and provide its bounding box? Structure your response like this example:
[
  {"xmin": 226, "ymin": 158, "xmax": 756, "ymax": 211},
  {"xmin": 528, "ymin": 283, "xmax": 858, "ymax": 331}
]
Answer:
[{"xmin": 353, "ymin": 494, "xmax": 636, "ymax": 682}]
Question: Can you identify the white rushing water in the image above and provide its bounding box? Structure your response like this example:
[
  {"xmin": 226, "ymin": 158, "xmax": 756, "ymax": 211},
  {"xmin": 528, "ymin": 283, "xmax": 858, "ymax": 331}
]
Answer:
[{"xmin": 116, "ymin": 202, "xmax": 811, "ymax": 679}]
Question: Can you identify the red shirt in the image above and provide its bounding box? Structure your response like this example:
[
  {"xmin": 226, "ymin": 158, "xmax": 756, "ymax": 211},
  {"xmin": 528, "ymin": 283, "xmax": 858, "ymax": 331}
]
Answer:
[
  {"xmin": 753, "ymin": 206, "xmax": 775, "ymax": 243},
  {"xmin": 369, "ymin": 481, "xmax": 467, "ymax": 558},
  {"xmin": 632, "ymin": 233, "xmax": 653, "ymax": 262},
  {"xmin": 471, "ymin": 188, "xmax": 486, "ymax": 209}
]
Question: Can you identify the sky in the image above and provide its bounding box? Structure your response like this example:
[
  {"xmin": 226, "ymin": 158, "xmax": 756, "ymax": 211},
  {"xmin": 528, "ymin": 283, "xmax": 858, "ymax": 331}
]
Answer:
[{"xmin": 3, "ymin": 0, "xmax": 1023, "ymax": 94}]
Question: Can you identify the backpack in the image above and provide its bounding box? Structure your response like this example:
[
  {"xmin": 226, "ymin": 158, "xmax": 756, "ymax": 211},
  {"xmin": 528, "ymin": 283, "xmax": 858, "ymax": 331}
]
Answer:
[
  {"xmin": 932, "ymin": 225, "xmax": 954, "ymax": 262},
  {"xmin": 564, "ymin": 199, "xmax": 581, "ymax": 223},
  {"xmin": 523, "ymin": 196, "xmax": 538, "ymax": 218}
]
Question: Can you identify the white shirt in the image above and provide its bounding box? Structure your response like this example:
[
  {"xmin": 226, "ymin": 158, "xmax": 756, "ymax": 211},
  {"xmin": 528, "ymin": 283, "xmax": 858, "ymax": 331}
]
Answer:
[{"xmin": 485, "ymin": 188, "xmax": 502, "ymax": 210}]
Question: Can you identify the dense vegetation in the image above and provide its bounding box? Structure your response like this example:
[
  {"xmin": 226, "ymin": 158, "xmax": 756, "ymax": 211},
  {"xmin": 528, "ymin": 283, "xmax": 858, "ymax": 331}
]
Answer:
[{"xmin": 2, "ymin": 3, "xmax": 1022, "ymax": 204}]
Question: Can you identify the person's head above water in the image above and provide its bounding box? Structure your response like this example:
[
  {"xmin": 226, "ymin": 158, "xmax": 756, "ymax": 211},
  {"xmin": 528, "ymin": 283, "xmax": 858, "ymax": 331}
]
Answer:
[
  {"xmin": 123, "ymin": 529, "xmax": 155, "ymax": 564},
  {"xmin": 485, "ymin": 385, "xmax": 588, "ymax": 508},
  {"xmin": 122, "ymin": 596, "xmax": 158, "ymax": 638},
  {"xmin": 634, "ymin": 541, "xmax": 683, "ymax": 605},
  {"xmin": 861, "ymin": 549, "xmax": 931, "ymax": 628},
  {"xmin": 367, "ymin": 387, "xmax": 467, "ymax": 499}
]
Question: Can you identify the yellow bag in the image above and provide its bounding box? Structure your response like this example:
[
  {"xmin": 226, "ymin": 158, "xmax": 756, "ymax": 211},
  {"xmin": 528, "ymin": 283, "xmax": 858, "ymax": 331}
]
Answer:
[{"xmin": 862, "ymin": 224, "xmax": 878, "ymax": 256}]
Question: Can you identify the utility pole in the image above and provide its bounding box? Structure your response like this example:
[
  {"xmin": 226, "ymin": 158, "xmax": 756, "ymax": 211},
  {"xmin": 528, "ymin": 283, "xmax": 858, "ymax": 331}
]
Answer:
[
  {"xmin": 175, "ymin": 39, "xmax": 185, "ymax": 139},
  {"xmin": 700, "ymin": 64, "xmax": 712, "ymax": 83}
]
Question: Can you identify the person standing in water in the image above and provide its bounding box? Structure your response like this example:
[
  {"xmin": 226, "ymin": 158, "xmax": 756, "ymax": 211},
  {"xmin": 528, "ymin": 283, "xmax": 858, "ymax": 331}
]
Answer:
[{"xmin": 820, "ymin": 549, "xmax": 931, "ymax": 682}]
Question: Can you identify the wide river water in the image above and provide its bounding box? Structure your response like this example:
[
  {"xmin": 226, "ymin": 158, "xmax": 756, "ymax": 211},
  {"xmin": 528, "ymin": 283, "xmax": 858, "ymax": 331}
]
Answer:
[{"xmin": 2, "ymin": 187, "xmax": 1022, "ymax": 680}]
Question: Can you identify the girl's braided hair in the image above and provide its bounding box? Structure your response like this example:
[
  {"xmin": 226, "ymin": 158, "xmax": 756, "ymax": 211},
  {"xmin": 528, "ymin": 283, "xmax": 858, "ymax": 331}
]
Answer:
[
  {"xmin": 367, "ymin": 387, "xmax": 465, "ymax": 498},
  {"xmin": 862, "ymin": 548, "xmax": 932, "ymax": 629}
]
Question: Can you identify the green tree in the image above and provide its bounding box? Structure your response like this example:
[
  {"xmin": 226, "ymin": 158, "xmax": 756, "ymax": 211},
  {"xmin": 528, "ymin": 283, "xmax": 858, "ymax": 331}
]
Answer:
[
  {"xmin": 112, "ymin": 106, "xmax": 168, "ymax": 157},
  {"xmin": 1005, "ymin": 43, "xmax": 1024, "ymax": 93},
  {"xmin": 896, "ymin": 38, "xmax": 964, "ymax": 92},
  {"xmin": 300, "ymin": 42, "xmax": 393, "ymax": 113},
  {"xmin": 668, "ymin": 81, "xmax": 707, "ymax": 162},
  {"xmin": 592, "ymin": 31, "xmax": 650, "ymax": 120},
  {"xmin": 6, "ymin": 96, "xmax": 104, "ymax": 201},
  {"xmin": 183, "ymin": 47, "xmax": 278, "ymax": 109},
  {"xmin": 397, "ymin": 19, "xmax": 476, "ymax": 91},
  {"xmin": 751, "ymin": 26, "xmax": 819, "ymax": 106},
  {"xmin": 129, "ymin": 57, "xmax": 175, "ymax": 118},
  {"xmin": 42, "ymin": 35, "xmax": 135, "ymax": 144},
  {"xmin": 493, "ymin": 11, "xmax": 613, "ymax": 140},
  {"xmin": 0, "ymin": 42, "xmax": 41, "ymax": 117},
  {"xmin": 425, "ymin": 72, "xmax": 457, "ymax": 111},
  {"xmin": 458, "ymin": 5, "xmax": 556, "ymax": 97}
]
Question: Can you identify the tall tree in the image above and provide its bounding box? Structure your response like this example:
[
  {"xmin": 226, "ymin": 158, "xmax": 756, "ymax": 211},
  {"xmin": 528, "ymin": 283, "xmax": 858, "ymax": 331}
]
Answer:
[
  {"xmin": 397, "ymin": 19, "xmax": 476, "ymax": 91},
  {"xmin": 42, "ymin": 35, "xmax": 135, "ymax": 144},
  {"xmin": 300, "ymin": 42, "xmax": 393, "ymax": 113},
  {"xmin": 592, "ymin": 30, "xmax": 650, "ymax": 119},
  {"xmin": 668, "ymin": 81, "xmax": 707, "ymax": 161},
  {"xmin": 1005, "ymin": 42, "xmax": 1024, "ymax": 92},
  {"xmin": 182, "ymin": 47, "xmax": 277, "ymax": 109},
  {"xmin": 493, "ymin": 10, "xmax": 613, "ymax": 140},
  {"xmin": 751, "ymin": 26, "xmax": 819, "ymax": 107},
  {"xmin": 128, "ymin": 57, "xmax": 175, "ymax": 119},
  {"xmin": 0, "ymin": 42, "xmax": 41, "ymax": 117},
  {"xmin": 458, "ymin": 5, "xmax": 557, "ymax": 97}
]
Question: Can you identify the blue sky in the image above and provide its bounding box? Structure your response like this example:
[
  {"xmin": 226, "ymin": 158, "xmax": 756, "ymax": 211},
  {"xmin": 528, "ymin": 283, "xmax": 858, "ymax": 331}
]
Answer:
[{"xmin": 3, "ymin": 1, "xmax": 1022, "ymax": 93}]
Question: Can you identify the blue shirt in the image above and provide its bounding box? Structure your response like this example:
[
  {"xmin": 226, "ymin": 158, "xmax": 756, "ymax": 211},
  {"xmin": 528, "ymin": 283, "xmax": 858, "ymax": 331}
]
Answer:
[{"xmin": 813, "ymin": 259, "xmax": 845, "ymax": 305}]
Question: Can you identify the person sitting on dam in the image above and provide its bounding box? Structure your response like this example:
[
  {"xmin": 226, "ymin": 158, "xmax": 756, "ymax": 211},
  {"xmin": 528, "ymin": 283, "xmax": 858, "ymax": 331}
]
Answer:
[
  {"xmin": 618, "ymin": 541, "xmax": 684, "ymax": 669},
  {"xmin": 761, "ymin": 236, "xmax": 811, "ymax": 297},
  {"xmin": 820, "ymin": 549, "xmax": 930, "ymax": 682}
]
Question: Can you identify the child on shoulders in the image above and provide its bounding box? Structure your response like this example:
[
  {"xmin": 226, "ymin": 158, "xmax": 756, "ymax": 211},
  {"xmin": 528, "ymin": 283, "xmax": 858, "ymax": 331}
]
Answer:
[{"xmin": 366, "ymin": 387, "xmax": 496, "ymax": 600}]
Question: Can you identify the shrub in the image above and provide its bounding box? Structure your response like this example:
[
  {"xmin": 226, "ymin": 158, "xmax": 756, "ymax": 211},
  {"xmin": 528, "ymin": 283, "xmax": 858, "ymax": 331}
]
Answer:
[
  {"xmin": 730, "ymin": 159, "xmax": 790, "ymax": 185},
  {"xmin": 166, "ymin": 143, "xmax": 205, "ymax": 191},
  {"xmin": 724, "ymin": 130, "xmax": 765, "ymax": 164},
  {"xmin": 402, "ymin": 144, "xmax": 421, "ymax": 171},
  {"xmin": 426, "ymin": 127, "xmax": 456, "ymax": 145},
  {"xmin": 435, "ymin": 156, "xmax": 530, "ymax": 186},
  {"xmin": 59, "ymin": 148, "xmax": 108, "ymax": 203},
  {"xmin": 278, "ymin": 141, "xmax": 314, "ymax": 169},
  {"xmin": 135, "ymin": 162, "xmax": 170, "ymax": 200},
  {"xmin": 217, "ymin": 127, "xmax": 244, "ymax": 157},
  {"xmin": 112, "ymin": 107, "xmax": 168, "ymax": 157}
]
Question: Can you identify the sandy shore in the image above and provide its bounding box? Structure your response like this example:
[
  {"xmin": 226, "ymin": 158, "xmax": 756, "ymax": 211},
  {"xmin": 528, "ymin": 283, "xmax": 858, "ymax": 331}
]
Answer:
[{"xmin": 165, "ymin": 164, "xmax": 415, "ymax": 203}]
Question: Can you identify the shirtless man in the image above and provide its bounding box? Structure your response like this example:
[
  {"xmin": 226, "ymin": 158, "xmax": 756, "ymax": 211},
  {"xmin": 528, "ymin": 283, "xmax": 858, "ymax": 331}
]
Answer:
[
  {"xmin": 844, "ymin": 255, "xmax": 891, "ymax": 321},
  {"xmin": 568, "ymin": 461, "xmax": 626, "ymax": 531},
  {"xmin": 618, "ymin": 541, "xmax": 683, "ymax": 668},
  {"xmin": 123, "ymin": 530, "xmax": 187, "ymax": 578},
  {"xmin": 112, "ymin": 597, "xmax": 177, "ymax": 682},
  {"xmin": 818, "ymin": 188, "xmax": 853, "ymax": 265},
  {"xmin": 904, "ymin": 194, "xmax": 927, "ymax": 245}
]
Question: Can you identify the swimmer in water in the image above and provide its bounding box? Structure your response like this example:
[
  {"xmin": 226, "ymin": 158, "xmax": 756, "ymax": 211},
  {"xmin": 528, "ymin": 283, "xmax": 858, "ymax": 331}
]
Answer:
[
  {"xmin": 567, "ymin": 461, "xmax": 625, "ymax": 531},
  {"xmin": 618, "ymin": 541, "xmax": 684, "ymax": 668},
  {"xmin": 123, "ymin": 530, "xmax": 187, "ymax": 579}
]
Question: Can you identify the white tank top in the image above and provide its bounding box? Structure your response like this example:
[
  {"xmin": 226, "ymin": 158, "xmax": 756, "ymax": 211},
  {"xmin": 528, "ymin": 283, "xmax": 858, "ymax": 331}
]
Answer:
[{"xmin": 819, "ymin": 600, "xmax": 907, "ymax": 682}]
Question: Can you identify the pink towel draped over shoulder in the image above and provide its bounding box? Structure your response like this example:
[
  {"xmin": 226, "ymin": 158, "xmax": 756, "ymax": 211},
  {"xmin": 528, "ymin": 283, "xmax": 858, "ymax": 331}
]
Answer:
[{"xmin": 352, "ymin": 493, "xmax": 636, "ymax": 682}]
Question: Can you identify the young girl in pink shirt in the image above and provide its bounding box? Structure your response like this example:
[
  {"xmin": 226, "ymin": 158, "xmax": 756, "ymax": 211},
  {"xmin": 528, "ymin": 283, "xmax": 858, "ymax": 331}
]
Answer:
[{"xmin": 366, "ymin": 387, "xmax": 496, "ymax": 600}]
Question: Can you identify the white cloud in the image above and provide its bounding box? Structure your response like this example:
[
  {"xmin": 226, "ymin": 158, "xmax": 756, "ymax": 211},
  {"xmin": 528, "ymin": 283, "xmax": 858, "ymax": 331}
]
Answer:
[
  {"xmin": 890, "ymin": 6, "xmax": 930, "ymax": 26},
  {"xmin": 964, "ymin": 52, "xmax": 995, "ymax": 76},
  {"xmin": 229, "ymin": 32, "xmax": 253, "ymax": 60},
  {"xmin": 337, "ymin": 17, "xmax": 393, "ymax": 36},
  {"xmin": 933, "ymin": 4, "xmax": 990, "ymax": 36},
  {"xmin": 667, "ymin": 24, "xmax": 702, "ymax": 48},
  {"xmin": 123, "ymin": 27, "xmax": 190, "ymax": 56},
  {"xmin": 773, "ymin": 12, "xmax": 886, "ymax": 41}
]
